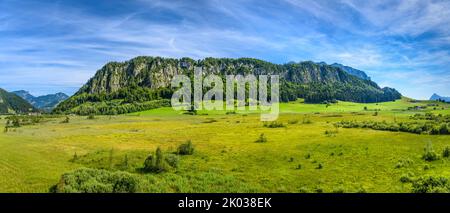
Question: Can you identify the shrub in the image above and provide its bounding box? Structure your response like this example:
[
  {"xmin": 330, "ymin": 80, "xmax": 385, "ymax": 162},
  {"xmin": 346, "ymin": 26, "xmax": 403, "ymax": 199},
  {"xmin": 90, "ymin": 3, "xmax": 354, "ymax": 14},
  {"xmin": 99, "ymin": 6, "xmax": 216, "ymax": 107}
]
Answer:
[
  {"xmin": 50, "ymin": 168, "xmax": 141, "ymax": 193},
  {"xmin": 121, "ymin": 154, "xmax": 129, "ymax": 169},
  {"xmin": 177, "ymin": 140, "xmax": 195, "ymax": 155},
  {"xmin": 143, "ymin": 147, "xmax": 170, "ymax": 173},
  {"xmin": 316, "ymin": 163, "xmax": 323, "ymax": 169},
  {"xmin": 165, "ymin": 154, "xmax": 180, "ymax": 168},
  {"xmin": 87, "ymin": 114, "xmax": 95, "ymax": 120},
  {"xmin": 395, "ymin": 158, "xmax": 413, "ymax": 169},
  {"xmin": 202, "ymin": 119, "xmax": 217, "ymax": 123},
  {"xmin": 263, "ymin": 121, "xmax": 285, "ymax": 128},
  {"xmin": 443, "ymin": 146, "xmax": 450, "ymax": 158},
  {"xmin": 70, "ymin": 152, "xmax": 78, "ymax": 162},
  {"xmin": 422, "ymin": 142, "xmax": 439, "ymax": 162},
  {"xmin": 302, "ymin": 117, "xmax": 312, "ymax": 124},
  {"xmin": 255, "ymin": 133, "xmax": 268, "ymax": 143},
  {"xmin": 332, "ymin": 186, "xmax": 345, "ymax": 193},
  {"xmin": 288, "ymin": 119, "xmax": 299, "ymax": 124},
  {"xmin": 400, "ymin": 173, "xmax": 414, "ymax": 183},
  {"xmin": 411, "ymin": 175, "xmax": 450, "ymax": 193},
  {"xmin": 305, "ymin": 153, "xmax": 311, "ymax": 159}
]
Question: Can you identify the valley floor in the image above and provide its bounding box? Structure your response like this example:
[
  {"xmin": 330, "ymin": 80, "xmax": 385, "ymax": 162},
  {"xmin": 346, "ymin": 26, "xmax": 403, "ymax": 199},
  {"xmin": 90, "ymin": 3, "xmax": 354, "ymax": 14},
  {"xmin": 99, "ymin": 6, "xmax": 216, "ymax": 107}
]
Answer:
[{"xmin": 0, "ymin": 98, "xmax": 449, "ymax": 192}]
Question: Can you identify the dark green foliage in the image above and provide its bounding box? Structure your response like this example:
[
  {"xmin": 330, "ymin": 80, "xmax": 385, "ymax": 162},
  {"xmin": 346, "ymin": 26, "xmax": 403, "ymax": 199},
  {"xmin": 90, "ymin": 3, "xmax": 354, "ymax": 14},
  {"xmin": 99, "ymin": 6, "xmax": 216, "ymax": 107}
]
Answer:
[
  {"xmin": 263, "ymin": 121, "xmax": 285, "ymax": 128},
  {"xmin": 335, "ymin": 119, "xmax": 450, "ymax": 135},
  {"xmin": 324, "ymin": 129, "xmax": 338, "ymax": 137},
  {"xmin": 143, "ymin": 147, "xmax": 170, "ymax": 173},
  {"xmin": 316, "ymin": 163, "xmax": 323, "ymax": 169},
  {"xmin": 422, "ymin": 142, "xmax": 439, "ymax": 162},
  {"xmin": 255, "ymin": 133, "xmax": 268, "ymax": 143},
  {"xmin": 411, "ymin": 176, "xmax": 450, "ymax": 193},
  {"xmin": 395, "ymin": 158, "xmax": 413, "ymax": 169},
  {"xmin": 4, "ymin": 115, "xmax": 43, "ymax": 129},
  {"xmin": 177, "ymin": 140, "xmax": 195, "ymax": 155},
  {"xmin": 87, "ymin": 115, "xmax": 95, "ymax": 120},
  {"xmin": 50, "ymin": 168, "xmax": 141, "ymax": 193},
  {"xmin": 202, "ymin": 118, "xmax": 217, "ymax": 123},
  {"xmin": 165, "ymin": 154, "xmax": 180, "ymax": 168},
  {"xmin": 442, "ymin": 147, "xmax": 450, "ymax": 158},
  {"xmin": 288, "ymin": 119, "xmax": 298, "ymax": 124},
  {"xmin": 410, "ymin": 113, "xmax": 450, "ymax": 123},
  {"xmin": 399, "ymin": 173, "xmax": 414, "ymax": 183}
]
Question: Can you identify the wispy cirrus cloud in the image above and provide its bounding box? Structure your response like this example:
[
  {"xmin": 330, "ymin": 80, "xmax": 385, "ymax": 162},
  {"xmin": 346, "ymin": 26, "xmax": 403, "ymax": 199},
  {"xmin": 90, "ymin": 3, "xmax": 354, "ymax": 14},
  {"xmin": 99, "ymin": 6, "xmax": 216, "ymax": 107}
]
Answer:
[{"xmin": 0, "ymin": 0, "xmax": 448, "ymax": 99}]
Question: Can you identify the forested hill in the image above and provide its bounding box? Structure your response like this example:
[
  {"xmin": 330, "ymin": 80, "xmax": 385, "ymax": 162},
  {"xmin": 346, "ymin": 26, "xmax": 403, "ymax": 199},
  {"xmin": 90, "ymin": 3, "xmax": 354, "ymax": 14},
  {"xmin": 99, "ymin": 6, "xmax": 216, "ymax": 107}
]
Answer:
[
  {"xmin": 0, "ymin": 88, "xmax": 36, "ymax": 114},
  {"xmin": 54, "ymin": 57, "xmax": 401, "ymax": 115}
]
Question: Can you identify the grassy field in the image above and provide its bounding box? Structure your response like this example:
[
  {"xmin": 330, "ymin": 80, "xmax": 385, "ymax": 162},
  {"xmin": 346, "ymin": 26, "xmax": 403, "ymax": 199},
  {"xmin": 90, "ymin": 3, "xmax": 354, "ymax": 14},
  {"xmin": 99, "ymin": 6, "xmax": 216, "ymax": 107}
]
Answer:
[{"xmin": 0, "ymin": 98, "xmax": 449, "ymax": 192}]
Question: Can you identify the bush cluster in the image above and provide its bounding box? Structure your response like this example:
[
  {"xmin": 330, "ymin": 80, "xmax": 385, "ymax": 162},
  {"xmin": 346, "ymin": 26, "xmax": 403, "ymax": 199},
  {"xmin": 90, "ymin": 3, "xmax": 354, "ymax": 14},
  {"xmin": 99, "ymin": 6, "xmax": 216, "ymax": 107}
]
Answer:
[
  {"xmin": 411, "ymin": 176, "xmax": 450, "ymax": 193},
  {"xmin": 50, "ymin": 168, "xmax": 141, "ymax": 193},
  {"xmin": 263, "ymin": 121, "xmax": 285, "ymax": 128},
  {"xmin": 335, "ymin": 120, "xmax": 450, "ymax": 135}
]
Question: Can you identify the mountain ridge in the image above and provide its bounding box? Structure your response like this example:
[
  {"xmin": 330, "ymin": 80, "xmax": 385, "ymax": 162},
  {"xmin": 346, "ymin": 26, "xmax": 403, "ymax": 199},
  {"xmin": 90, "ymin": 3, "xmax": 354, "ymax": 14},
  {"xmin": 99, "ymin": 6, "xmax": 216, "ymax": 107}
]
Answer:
[
  {"xmin": 12, "ymin": 90, "xmax": 68, "ymax": 111},
  {"xmin": 54, "ymin": 56, "xmax": 401, "ymax": 115},
  {"xmin": 430, "ymin": 93, "xmax": 450, "ymax": 102}
]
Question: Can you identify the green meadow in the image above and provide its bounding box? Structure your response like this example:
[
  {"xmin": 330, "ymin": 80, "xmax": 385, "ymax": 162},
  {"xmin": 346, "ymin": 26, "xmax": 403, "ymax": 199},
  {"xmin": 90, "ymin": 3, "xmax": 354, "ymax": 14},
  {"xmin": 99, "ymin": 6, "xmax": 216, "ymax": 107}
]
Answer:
[{"xmin": 1, "ymin": 98, "xmax": 449, "ymax": 192}]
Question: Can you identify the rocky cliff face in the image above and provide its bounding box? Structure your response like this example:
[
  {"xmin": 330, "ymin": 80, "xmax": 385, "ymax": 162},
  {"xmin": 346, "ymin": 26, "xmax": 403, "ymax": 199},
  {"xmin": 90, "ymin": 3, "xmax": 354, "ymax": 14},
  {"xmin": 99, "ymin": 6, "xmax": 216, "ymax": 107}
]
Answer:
[
  {"xmin": 329, "ymin": 63, "xmax": 371, "ymax": 81},
  {"xmin": 78, "ymin": 57, "xmax": 370, "ymax": 94}
]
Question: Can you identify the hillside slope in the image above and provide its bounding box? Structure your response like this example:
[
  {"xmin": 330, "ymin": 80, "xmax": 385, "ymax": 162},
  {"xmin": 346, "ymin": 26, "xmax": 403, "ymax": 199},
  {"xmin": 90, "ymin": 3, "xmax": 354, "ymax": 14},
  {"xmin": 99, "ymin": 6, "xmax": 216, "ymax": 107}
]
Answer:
[
  {"xmin": 54, "ymin": 57, "xmax": 401, "ymax": 115},
  {"xmin": 0, "ymin": 88, "xmax": 36, "ymax": 114}
]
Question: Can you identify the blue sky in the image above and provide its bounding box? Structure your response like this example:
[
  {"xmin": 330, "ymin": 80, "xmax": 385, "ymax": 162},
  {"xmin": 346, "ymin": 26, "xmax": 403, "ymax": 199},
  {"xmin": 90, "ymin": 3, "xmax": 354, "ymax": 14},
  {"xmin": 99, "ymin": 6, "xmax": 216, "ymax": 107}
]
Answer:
[{"xmin": 0, "ymin": 0, "xmax": 449, "ymax": 99}]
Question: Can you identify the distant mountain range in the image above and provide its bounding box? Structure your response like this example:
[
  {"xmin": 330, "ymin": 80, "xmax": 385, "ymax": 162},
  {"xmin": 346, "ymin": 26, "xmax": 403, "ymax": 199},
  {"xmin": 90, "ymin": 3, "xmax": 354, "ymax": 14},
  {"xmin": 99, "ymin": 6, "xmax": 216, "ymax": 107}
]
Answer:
[
  {"xmin": 0, "ymin": 88, "xmax": 36, "ymax": 114},
  {"xmin": 54, "ymin": 56, "xmax": 401, "ymax": 115},
  {"xmin": 12, "ymin": 90, "xmax": 68, "ymax": 111},
  {"xmin": 317, "ymin": 62, "xmax": 371, "ymax": 80},
  {"xmin": 430, "ymin": 93, "xmax": 450, "ymax": 102}
]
